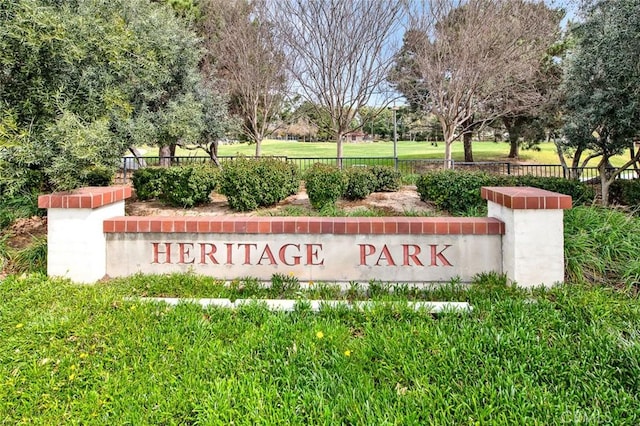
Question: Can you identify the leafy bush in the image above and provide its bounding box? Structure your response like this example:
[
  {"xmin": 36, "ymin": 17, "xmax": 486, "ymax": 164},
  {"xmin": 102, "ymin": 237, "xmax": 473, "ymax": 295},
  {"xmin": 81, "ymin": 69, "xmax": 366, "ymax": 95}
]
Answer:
[
  {"xmin": 370, "ymin": 165, "xmax": 401, "ymax": 192},
  {"xmin": 82, "ymin": 165, "xmax": 114, "ymax": 187},
  {"xmin": 417, "ymin": 170, "xmax": 596, "ymax": 215},
  {"xmin": 343, "ymin": 167, "xmax": 375, "ymax": 200},
  {"xmin": 218, "ymin": 157, "xmax": 300, "ymax": 212},
  {"xmin": 159, "ymin": 165, "xmax": 218, "ymax": 208},
  {"xmin": 513, "ymin": 175, "xmax": 595, "ymax": 206},
  {"xmin": 416, "ymin": 170, "xmax": 508, "ymax": 215},
  {"xmin": 609, "ymin": 179, "xmax": 640, "ymax": 208},
  {"xmin": 304, "ymin": 163, "xmax": 347, "ymax": 210},
  {"xmin": 132, "ymin": 167, "xmax": 167, "ymax": 201}
]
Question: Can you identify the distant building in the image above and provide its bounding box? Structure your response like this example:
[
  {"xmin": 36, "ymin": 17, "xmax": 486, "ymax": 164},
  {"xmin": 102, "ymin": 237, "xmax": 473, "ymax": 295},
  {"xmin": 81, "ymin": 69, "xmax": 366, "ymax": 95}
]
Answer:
[{"xmin": 343, "ymin": 131, "xmax": 371, "ymax": 142}]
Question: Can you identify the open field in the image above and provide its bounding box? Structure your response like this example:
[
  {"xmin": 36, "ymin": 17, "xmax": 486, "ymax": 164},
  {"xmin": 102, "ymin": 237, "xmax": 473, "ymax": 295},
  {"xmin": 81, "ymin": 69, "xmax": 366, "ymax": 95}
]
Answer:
[{"xmin": 138, "ymin": 140, "xmax": 631, "ymax": 167}]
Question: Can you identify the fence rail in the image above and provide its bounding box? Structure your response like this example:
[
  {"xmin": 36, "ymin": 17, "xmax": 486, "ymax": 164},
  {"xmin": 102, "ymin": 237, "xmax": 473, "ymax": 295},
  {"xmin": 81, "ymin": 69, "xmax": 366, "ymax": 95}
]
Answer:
[{"xmin": 116, "ymin": 155, "xmax": 638, "ymax": 184}]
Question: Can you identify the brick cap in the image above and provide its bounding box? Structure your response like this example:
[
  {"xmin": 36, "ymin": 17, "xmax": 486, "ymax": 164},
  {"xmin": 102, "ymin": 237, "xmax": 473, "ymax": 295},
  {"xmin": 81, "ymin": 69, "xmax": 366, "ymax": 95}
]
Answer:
[
  {"xmin": 38, "ymin": 186, "xmax": 132, "ymax": 209},
  {"xmin": 104, "ymin": 216, "xmax": 505, "ymax": 235},
  {"xmin": 481, "ymin": 186, "xmax": 572, "ymax": 210}
]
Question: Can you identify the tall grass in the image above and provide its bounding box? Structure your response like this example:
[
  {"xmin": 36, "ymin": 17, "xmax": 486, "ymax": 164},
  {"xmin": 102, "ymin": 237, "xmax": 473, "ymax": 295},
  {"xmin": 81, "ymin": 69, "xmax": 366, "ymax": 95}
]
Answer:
[
  {"xmin": 564, "ymin": 206, "xmax": 640, "ymax": 290},
  {"xmin": 8, "ymin": 236, "xmax": 47, "ymax": 275},
  {"xmin": 0, "ymin": 192, "xmax": 41, "ymax": 230}
]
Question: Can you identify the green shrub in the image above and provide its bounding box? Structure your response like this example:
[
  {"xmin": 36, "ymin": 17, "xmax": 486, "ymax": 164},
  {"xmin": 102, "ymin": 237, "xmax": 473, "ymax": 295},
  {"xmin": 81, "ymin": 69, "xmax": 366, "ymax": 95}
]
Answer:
[
  {"xmin": 416, "ymin": 170, "xmax": 597, "ymax": 215},
  {"xmin": 304, "ymin": 163, "xmax": 347, "ymax": 210},
  {"xmin": 82, "ymin": 165, "xmax": 114, "ymax": 187},
  {"xmin": 343, "ymin": 167, "xmax": 375, "ymax": 200},
  {"xmin": 609, "ymin": 179, "xmax": 640, "ymax": 208},
  {"xmin": 132, "ymin": 167, "xmax": 167, "ymax": 201},
  {"xmin": 416, "ymin": 170, "xmax": 508, "ymax": 215},
  {"xmin": 159, "ymin": 164, "xmax": 218, "ymax": 208},
  {"xmin": 218, "ymin": 157, "xmax": 300, "ymax": 212},
  {"xmin": 513, "ymin": 175, "xmax": 595, "ymax": 206},
  {"xmin": 370, "ymin": 165, "xmax": 401, "ymax": 192}
]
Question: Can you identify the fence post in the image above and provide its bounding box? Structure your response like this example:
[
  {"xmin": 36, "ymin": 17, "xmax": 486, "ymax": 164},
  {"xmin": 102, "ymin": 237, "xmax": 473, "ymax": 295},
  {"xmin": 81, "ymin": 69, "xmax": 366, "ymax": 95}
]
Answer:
[{"xmin": 507, "ymin": 163, "xmax": 511, "ymax": 175}]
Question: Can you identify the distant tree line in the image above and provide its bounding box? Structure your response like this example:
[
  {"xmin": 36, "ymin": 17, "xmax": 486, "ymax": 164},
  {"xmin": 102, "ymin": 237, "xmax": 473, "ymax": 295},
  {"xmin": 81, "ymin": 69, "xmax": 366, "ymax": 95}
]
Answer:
[{"xmin": 1, "ymin": 0, "xmax": 638, "ymax": 205}]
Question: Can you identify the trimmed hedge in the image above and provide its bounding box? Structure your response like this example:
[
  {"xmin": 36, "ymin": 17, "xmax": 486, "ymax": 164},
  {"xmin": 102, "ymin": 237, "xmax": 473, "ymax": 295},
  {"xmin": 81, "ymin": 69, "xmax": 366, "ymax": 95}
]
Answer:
[
  {"xmin": 83, "ymin": 166, "xmax": 114, "ymax": 187},
  {"xmin": 416, "ymin": 170, "xmax": 506, "ymax": 216},
  {"xmin": 304, "ymin": 163, "xmax": 347, "ymax": 210},
  {"xmin": 370, "ymin": 165, "xmax": 401, "ymax": 192},
  {"xmin": 343, "ymin": 167, "xmax": 375, "ymax": 201},
  {"xmin": 132, "ymin": 165, "xmax": 218, "ymax": 207},
  {"xmin": 610, "ymin": 179, "xmax": 640, "ymax": 208},
  {"xmin": 513, "ymin": 175, "xmax": 595, "ymax": 206},
  {"xmin": 218, "ymin": 157, "xmax": 300, "ymax": 212},
  {"xmin": 159, "ymin": 164, "xmax": 218, "ymax": 208},
  {"xmin": 416, "ymin": 170, "xmax": 596, "ymax": 216},
  {"xmin": 132, "ymin": 167, "xmax": 166, "ymax": 201}
]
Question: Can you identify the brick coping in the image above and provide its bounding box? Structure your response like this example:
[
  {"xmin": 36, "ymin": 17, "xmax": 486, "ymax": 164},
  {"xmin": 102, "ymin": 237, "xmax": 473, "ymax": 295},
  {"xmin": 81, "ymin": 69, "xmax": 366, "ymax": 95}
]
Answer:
[
  {"xmin": 38, "ymin": 186, "xmax": 132, "ymax": 209},
  {"xmin": 481, "ymin": 186, "xmax": 572, "ymax": 210},
  {"xmin": 104, "ymin": 216, "xmax": 505, "ymax": 235}
]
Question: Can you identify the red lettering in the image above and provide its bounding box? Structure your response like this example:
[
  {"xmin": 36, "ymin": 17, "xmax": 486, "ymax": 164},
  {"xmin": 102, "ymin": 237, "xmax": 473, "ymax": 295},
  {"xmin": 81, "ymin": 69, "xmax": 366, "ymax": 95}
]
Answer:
[
  {"xmin": 403, "ymin": 244, "xmax": 423, "ymax": 266},
  {"xmin": 359, "ymin": 244, "xmax": 376, "ymax": 265},
  {"xmin": 430, "ymin": 244, "xmax": 452, "ymax": 266},
  {"xmin": 306, "ymin": 244, "xmax": 324, "ymax": 266},
  {"xmin": 376, "ymin": 245, "xmax": 396, "ymax": 266},
  {"xmin": 178, "ymin": 243, "xmax": 195, "ymax": 264},
  {"xmin": 279, "ymin": 244, "xmax": 301, "ymax": 266},
  {"xmin": 258, "ymin": 245, "xmax": 277, "ymax": 265},
  {"xmin": 225, "ymin": 243, "xmax": 233, "ymax": 265},
  {"xmin": 238, "ymin": 243, "xmax": 257, "ymax": 265},
  {"xmin": 152, "ymin": 242, "xmax": 172, "ymax": 264},
  {"xmin": 200, "ymin": 243, "xmax": 218, "ymax": 264}
]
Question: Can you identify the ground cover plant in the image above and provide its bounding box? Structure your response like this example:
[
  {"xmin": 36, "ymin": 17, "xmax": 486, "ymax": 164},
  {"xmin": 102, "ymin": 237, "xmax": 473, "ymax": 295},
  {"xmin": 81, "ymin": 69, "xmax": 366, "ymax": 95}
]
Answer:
[{"xmin": 1, "ymin": 272, "xmax": 639, "ymax": 424}]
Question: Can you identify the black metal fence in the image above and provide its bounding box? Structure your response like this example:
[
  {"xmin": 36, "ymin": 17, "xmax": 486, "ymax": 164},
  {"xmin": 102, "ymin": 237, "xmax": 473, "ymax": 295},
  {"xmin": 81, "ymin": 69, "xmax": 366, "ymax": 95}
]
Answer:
[{"xmin": 116, "ymin": 155, "xmax": 638, "ymax": 184}]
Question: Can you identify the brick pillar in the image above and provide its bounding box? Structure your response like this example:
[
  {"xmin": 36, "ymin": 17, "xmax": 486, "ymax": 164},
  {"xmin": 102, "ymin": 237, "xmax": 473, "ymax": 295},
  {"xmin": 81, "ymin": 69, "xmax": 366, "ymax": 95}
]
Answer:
[
  {"xmin": 482, "ymin": 186, "xmax": 572, "ymax": 287},
  {"xmin": 38, "ymin": 186, "xmax": 131, "ymax": 283}
]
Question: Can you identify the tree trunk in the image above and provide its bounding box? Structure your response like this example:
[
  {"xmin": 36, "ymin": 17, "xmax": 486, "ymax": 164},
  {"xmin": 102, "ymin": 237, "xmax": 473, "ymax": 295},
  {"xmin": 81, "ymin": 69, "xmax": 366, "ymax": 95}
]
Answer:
[
  {"xmin": 463, "ymin": 132, "xmax": 474, "ymax": 162},
  {"xmin": 208, "ymin": 140, "xmax": 221, "ymax": 167},
  {"xmin": 336, "ymin": 132, "xmax": 344, "ymax": 169},
  {"xmin": 508, "ymin": 138, "xmax": 519, "ymax": 159},
  {"xmin": 442, "ymin": 124, "xmax": 455, "ymax": 169},
  {"xmin": 255, "ymin": 137, "xmax": 262, "ymax": 157},
  {"xmin": 599, "ymin": 157, "xmax": 611, "ymax": 206},
  {"xmin": 159, "ymin": 145, "xmax": 171, "ymax": 167},
  {"xmin": 503, "ymin": 117, "xmax": 520, "ymax": 159}
]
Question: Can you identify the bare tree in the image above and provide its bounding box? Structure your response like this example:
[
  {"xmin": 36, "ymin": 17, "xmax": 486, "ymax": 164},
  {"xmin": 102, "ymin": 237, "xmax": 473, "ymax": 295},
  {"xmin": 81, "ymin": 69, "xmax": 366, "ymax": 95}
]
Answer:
[
  {"xmin": 392, "ymin": 0, "xmax": 560, "ymax": 167},
  {"xmin": 272, "ymin": 0, "xmax": 405, "ymax": 165},
  {"xmin": 202, "ymin": 0, "xmax": 289, "ymax": 156}
]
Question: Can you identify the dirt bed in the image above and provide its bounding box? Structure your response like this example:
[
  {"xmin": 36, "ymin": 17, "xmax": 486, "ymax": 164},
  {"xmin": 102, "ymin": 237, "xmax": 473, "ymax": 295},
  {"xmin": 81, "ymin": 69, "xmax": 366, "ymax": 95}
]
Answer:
[{"xmin": 126, "ymin": 185, "xmax": 435, "ymax": 217}]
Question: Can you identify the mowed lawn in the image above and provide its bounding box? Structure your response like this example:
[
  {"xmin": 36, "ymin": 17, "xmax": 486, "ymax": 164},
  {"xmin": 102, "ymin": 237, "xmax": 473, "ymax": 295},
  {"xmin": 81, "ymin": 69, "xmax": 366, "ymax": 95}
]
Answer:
[{"xmin": 141, "ymin": 139, "xmax": 631, "ymax": 167}]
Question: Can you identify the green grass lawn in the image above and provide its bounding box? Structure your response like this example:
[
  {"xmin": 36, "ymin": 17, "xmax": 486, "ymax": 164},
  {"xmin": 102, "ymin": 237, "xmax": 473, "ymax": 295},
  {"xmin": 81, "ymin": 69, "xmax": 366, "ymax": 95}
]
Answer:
[
  {"xmin": 1, "ymin": 273, "xmax": 639, "ymax": 424},
  {"xmin": 139, "ymin": 139, "xmax": 631, "ymax": 167}
]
